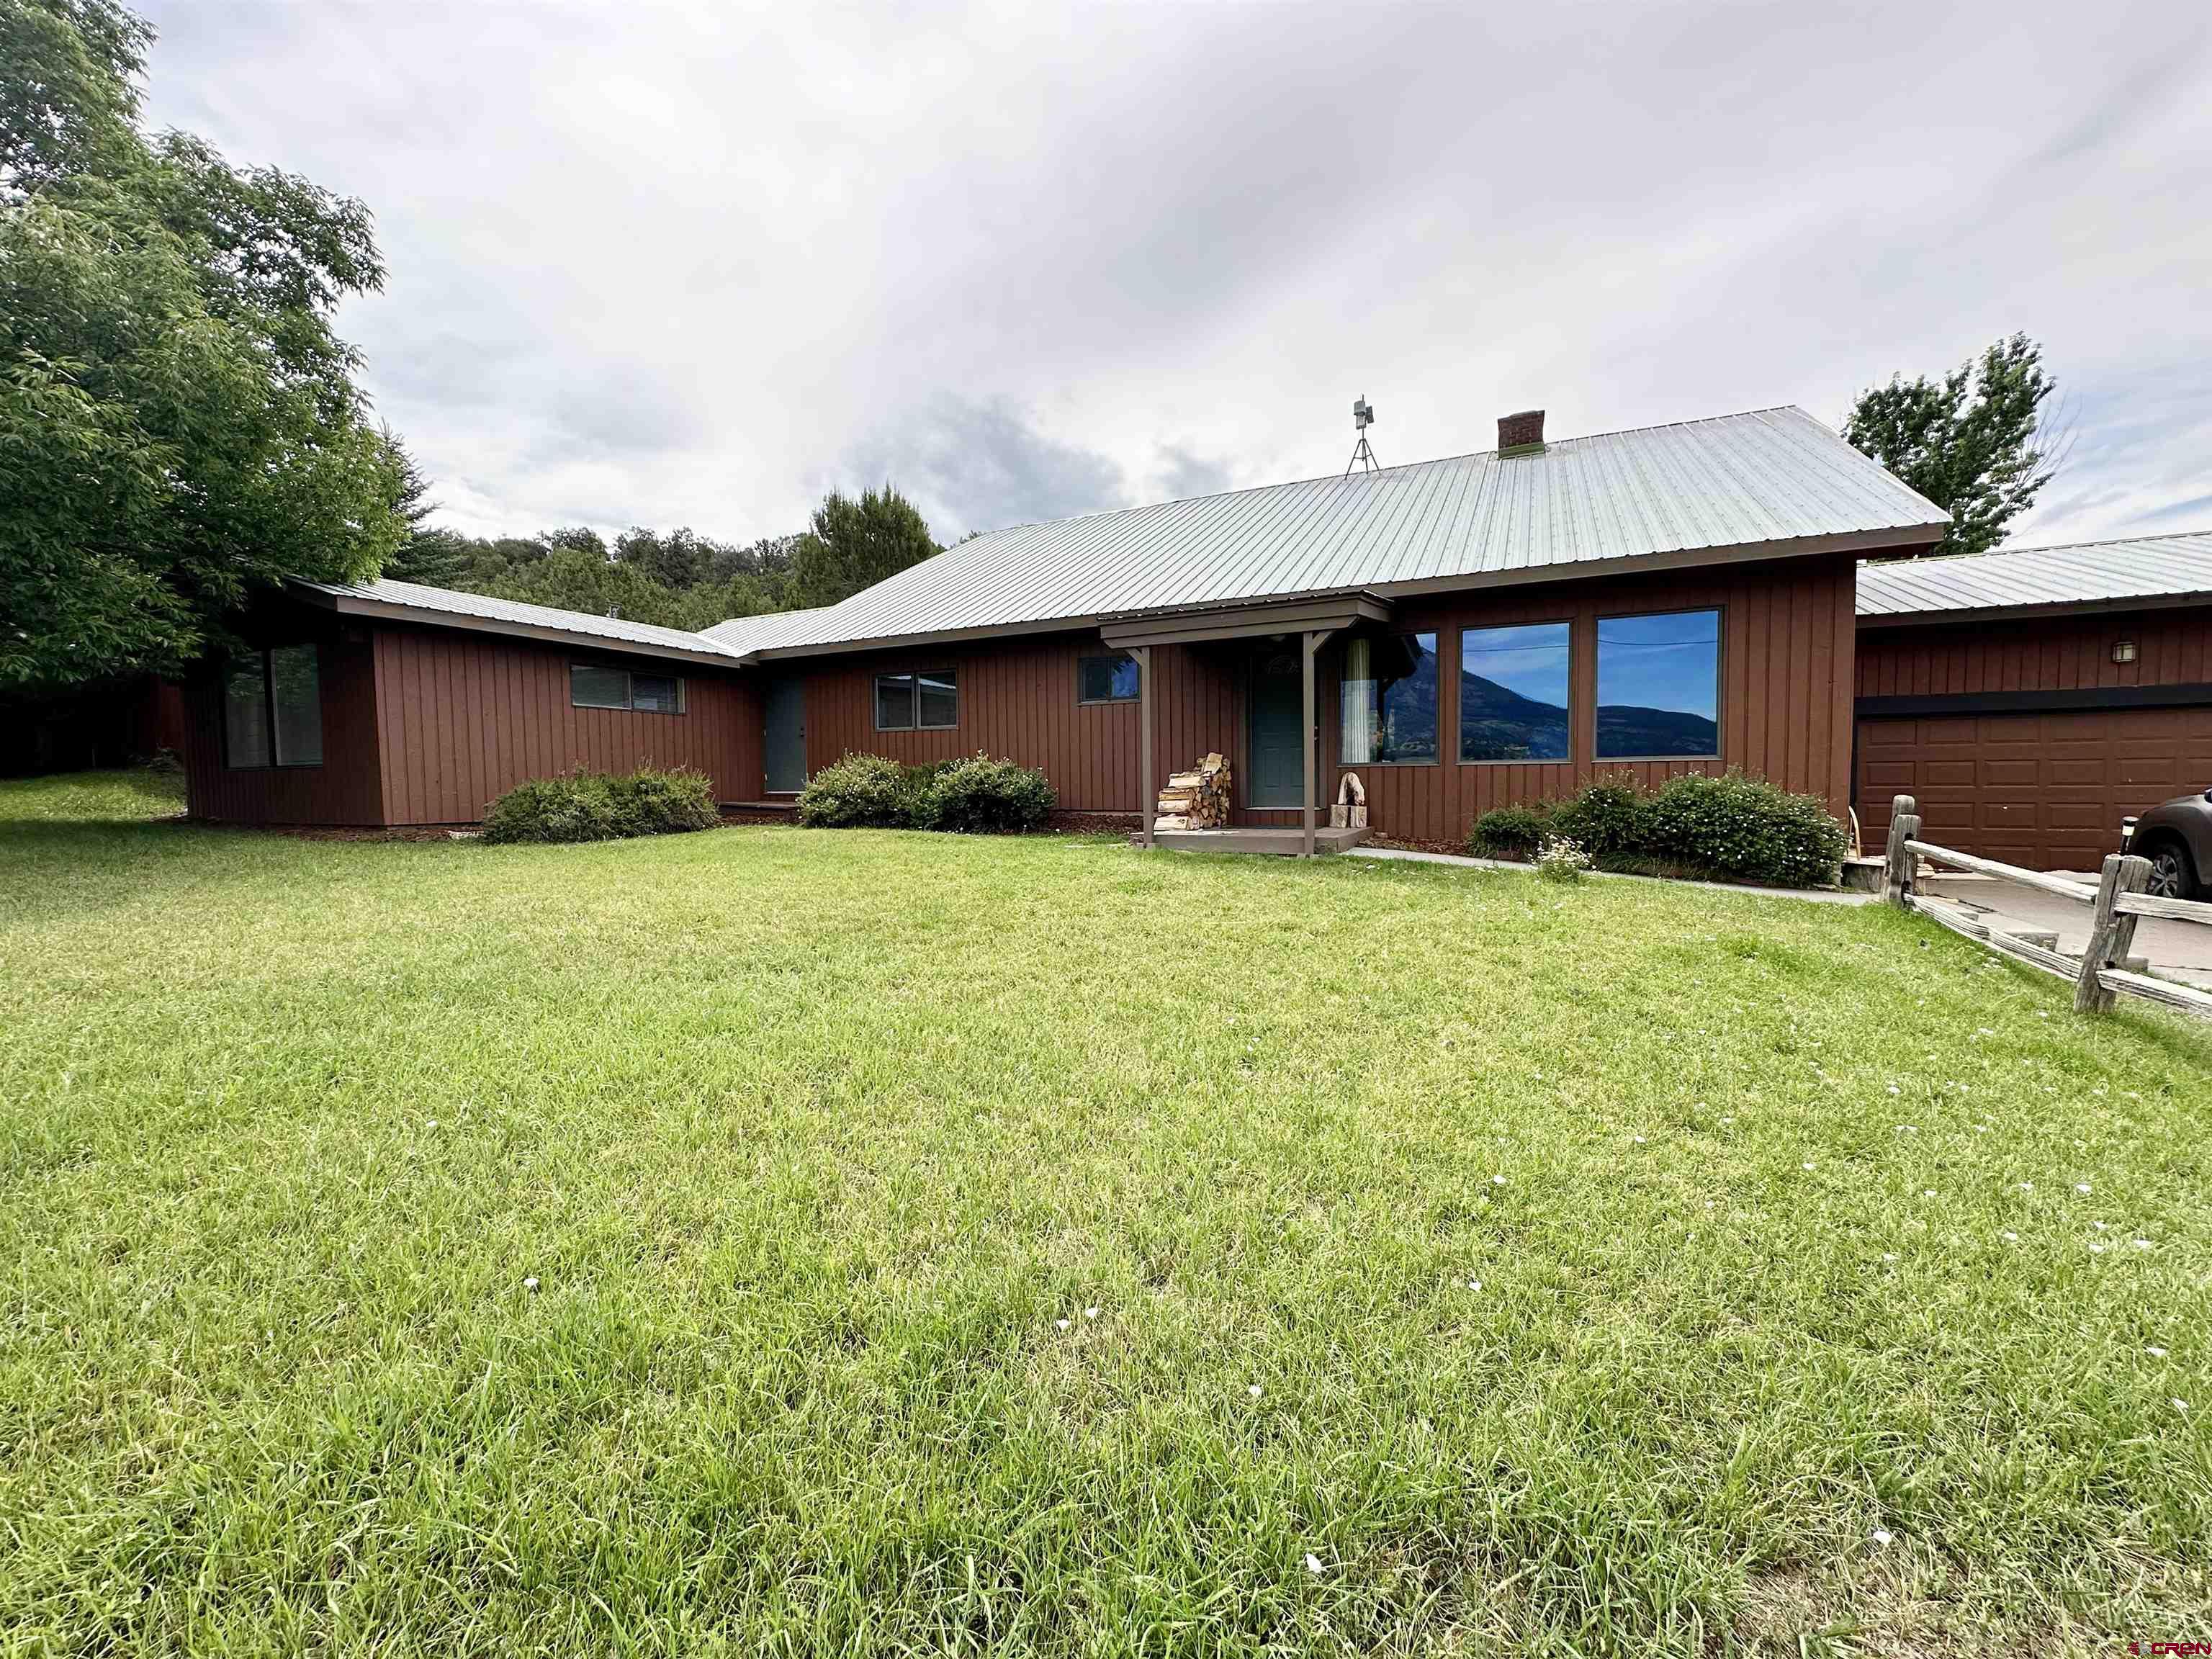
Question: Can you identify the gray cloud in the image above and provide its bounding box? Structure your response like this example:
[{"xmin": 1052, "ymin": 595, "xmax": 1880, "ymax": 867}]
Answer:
[
  {"xmin": 840, "ymin": 397, "xmax": 1130, "ymax": 541},
  {"xmin": 136, "ymin": 0, "xmax": 2212, "ymax": 549}
]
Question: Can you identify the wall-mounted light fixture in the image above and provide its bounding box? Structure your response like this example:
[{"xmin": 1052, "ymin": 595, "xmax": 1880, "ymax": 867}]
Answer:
[{"xmin": 2111, "ymin": 639, "xmax": 2138, "ymax": 664}]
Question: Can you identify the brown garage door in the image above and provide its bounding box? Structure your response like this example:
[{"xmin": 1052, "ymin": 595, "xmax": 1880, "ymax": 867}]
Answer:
[{"xmin": 1857, "ymin": 707, "xmax": 2212, "ymax": 871}]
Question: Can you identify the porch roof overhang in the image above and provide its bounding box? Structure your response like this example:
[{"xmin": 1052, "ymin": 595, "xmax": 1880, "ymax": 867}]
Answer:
[{"xmin": 1098, "ymin": 590, "xmax": 1393, "ymax": 652}]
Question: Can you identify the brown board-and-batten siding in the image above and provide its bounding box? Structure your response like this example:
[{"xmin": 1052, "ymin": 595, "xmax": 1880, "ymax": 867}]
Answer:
[
  {"xmin": 785, "ymin": 551, "xmax": 1860, "ymax": 836},
  {"xmin": 799, "ymin": 631, "xmax": 1150, "ymax": 814},
  {"xmin": 182, "ymin": 615, "xmax": 385, "ymax": 825},
  {"xmin": 1254, "ymin": 553, "xmax": 1860, "ymax": 842},
  {"xmin": 370, "ymin": 624, "xmax": 760, "ymax": 824},
  {"xmin": 1855, "ymin": 604, "xmax": 2212, "ymax": 868}
]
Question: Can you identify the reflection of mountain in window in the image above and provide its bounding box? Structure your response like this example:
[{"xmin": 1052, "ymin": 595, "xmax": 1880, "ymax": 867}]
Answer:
[
  {"xmin": 1341, "ymin": 633, "xmax": 1437, "ymax": 763},
  {"xmin": 1460, "ymin": 623, "xmax": 1570, "ymax": 761},
  {"xmin": 1596, "ymin": 611, "xmax": 1720, "ymax": 758}
]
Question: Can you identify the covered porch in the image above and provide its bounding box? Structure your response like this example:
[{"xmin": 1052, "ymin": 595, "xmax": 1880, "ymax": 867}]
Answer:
[{"xmin": 1103, "ymin": 590, "xmax": 1390, "ymax": 858}]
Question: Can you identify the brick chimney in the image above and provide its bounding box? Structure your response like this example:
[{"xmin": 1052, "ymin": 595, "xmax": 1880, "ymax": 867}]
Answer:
[{"xmin": 1498, "ymin": 409, "xmax": 1545, "ymax": 453}]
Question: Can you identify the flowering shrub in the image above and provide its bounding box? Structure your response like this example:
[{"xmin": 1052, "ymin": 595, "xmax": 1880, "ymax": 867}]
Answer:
[
  {"xmin": 1534, "ymin": 835, "xmax": 1593, "ymax": 884},
  {"xmin": 795, "ymin": 752, "xmax": 917, "ymax": 827},
  {"xmin": 1639, "ymin": 771, "xmax": 1847, "ymax": 887},
  {"xmin": 1547, "ymin": 776, "xmax": 1647, "ymax": 855},
  {"xmin": 1462, "ymin": 770, "xmax": 1847, "ymax": 887}
]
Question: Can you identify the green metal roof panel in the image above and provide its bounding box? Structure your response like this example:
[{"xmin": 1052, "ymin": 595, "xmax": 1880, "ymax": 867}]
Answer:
[{"xmin": 741, "ymin": 406, "xmax": 1944, "ymax": 653}]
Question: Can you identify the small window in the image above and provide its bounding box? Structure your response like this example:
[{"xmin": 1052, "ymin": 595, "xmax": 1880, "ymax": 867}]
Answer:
[
  {"xmin": 223, "ymin": 647, "xmax": 320, "ymax": 769},
  {"xmin": 1079, "ymin": 652, "xmax": 1139, "ymax": 703},
  {"xmin": 631, "ymin": 673, "xmax": 682, "ymax": 714},
  {"xmin": 1341, "ymin": 631, "xmax": 1438, "ymax": 764},
  {"xmin": 1596, "ymin": 609, "xmax": 1721, "ymax": 759},
  {"xmin": 874, "ymin": 674, "xmax": 914, "ymax": 731},
  {"xmin": 223, "ymin": 661, "xmax": 273, "ymax": 769},
  {"xmin": 1460, "ymin": 622, "xmax": 1571, "ymax": 762},
  {"xmin": 917, "ymin": 670, "xmax": 958, "ymax": 729},
  {"xmin": 874, "ymin": 670, "xmax": 958, "ymax": 731},
  {"xmin": 269, "ymin": 644, "xmax": 324, "ymax": 765},
  {"xmin": 569, "ymin": 664, "xmax": 684, "ymax": 713}
]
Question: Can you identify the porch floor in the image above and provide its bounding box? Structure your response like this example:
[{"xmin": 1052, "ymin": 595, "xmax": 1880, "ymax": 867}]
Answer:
[{"xmin": 1130, "ymin": 824, "xmax": 1371, "ymax": 857}]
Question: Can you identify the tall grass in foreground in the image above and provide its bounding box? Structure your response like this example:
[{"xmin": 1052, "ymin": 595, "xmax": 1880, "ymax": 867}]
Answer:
[{"xmin": 1, "ymin": 771, "xmax": 2207, "ymax": 1655}]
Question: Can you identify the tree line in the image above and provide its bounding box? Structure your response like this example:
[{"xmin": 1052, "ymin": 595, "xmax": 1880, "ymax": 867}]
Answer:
[
  {"xmin": 2, "ymin": 0, "xmax": 2066, "ymax": 699},
  {"xmin": 385, "ymin": 460, "xmax": 940, "ymax": 634}
]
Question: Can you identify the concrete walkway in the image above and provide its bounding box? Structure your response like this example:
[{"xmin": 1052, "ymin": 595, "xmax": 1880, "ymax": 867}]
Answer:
[
  {"xmin": 1345, "ymin": 845, "xmax": 1876, "ymax": 904},
  {"xmin": 1917, "ymin": 872, "xmax": 2212, "ymax": 989}
]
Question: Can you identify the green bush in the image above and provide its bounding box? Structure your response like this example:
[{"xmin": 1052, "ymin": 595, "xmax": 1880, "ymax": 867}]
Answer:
[
  {"xmin": 624, "ymin": 765, "xmax": 721, "ymax": 833},
  {"xmin": 795, "ymin": 751, "xmax": 1056, "ymax": 834},
  {"xmin": 1639, "ymin": 770, "xmax": 1848, "ymax": 887},
  {"xmin": 1467, "ymin": 803, "xmax": 1551, "ymax": 858},
  {"xmin": 912, "ymin": 752, "xmax": 1056, "ymax": 833},
  {"xmin": 482, "ymin": 766, "xmax": 717, "ymax": 844},
  {"xmin": 1547, "ymin": 776, "xmax": 1647, "ymax": 855},
  {"xmin": 795, "ymin": 752, "xmax": 919, "ymax": 827},
  {"xmin": 1461, "ymin": 770, "xmax": 1848, "ymax": 887}
]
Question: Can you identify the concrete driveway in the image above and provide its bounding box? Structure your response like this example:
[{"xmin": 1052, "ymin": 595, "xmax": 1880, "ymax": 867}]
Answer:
[{"xmin": 1917, "ymin": 872, "xmax": 2212, "ymax": 989}]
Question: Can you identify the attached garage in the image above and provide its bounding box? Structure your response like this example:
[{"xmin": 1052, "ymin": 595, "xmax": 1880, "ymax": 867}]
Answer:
[
  {"xmin": 1857, "ymin": 703, "xmax": 2212, "ymax": 871},
  {"xmin": 1855, "ymin": 531, "xmax": 2212, "ymax": 871}
]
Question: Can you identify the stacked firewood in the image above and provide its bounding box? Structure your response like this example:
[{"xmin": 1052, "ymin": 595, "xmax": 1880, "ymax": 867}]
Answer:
[{"xmin": 1154, "ymin": 752, "xmax": 1231, "ymax": 830}]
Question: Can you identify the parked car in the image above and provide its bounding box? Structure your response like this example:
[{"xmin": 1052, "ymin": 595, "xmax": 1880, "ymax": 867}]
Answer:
[{"xmin": 2125, "ymin": 787, "xmax": 2212, "ymax": 900}]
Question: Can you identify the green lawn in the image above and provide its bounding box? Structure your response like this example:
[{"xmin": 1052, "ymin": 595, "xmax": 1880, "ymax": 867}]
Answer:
[{"xmin": 2, "ymin": 770, "xmax": 2208, "ymax": 1655}]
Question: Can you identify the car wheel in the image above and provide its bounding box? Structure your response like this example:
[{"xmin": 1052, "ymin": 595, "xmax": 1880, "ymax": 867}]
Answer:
[{"xmin": 2144, "ymin": 842, "xmax": 2199, "ymax": 902}]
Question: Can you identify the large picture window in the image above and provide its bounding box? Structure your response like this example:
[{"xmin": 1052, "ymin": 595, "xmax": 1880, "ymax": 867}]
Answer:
[
  {"xmin": 223, "ymin": 646, "xmax": 322, "ymax": 768},
  {"xmin": 1078, "ymin": 652, "xmax": 1139, "ymax": 703},
  {"xmin": 570, "ymin": 664, "xmax": 685, "ymax": 714},
  {"xmin": 1460, "ymin": 622, "xmax": 1571, "ymax": 762},
  {"xmin": 1595, "ymin": 609, "xmax": 1720, "ymax": 759},
  {"xmin": 1341, "ymin": 631, "xmax": 1438, "ymax": 765},
  {"xmin": 874, "ymin": 670, "xmax": 959, "ymax": 731}
]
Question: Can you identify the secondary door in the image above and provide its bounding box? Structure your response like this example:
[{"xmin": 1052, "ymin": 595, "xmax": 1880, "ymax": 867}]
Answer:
[
  {"xmin": 1248, "ymin": 648, "xmax": 1306, "ymax": 809},
  {"xmin": 764, "ymin": 679, "xmax": 806, "ymax": 794}
]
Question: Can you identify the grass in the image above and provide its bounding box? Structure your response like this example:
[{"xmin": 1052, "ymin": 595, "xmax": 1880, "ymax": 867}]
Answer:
[{"xmin": 1, "ymin": 769, "xmax": 2208, "ymax": 1656}]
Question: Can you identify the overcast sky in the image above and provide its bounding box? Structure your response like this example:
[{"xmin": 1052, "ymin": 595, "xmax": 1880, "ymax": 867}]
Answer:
[{"xmin": 142, "ymin": 1, "xmax": 2211, "ymax": 551}]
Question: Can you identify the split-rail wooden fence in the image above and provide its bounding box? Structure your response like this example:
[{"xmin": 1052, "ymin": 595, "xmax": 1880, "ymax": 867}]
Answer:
[{"xmin": 1882, "ymin": 793, "xmax": 2212, "ymax": 1020}]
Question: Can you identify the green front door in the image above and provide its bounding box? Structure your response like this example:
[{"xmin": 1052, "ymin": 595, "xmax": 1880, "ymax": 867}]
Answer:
[{"xmin": 1247, "ymin": 648, "xmax": 1305, "ymax": 809}]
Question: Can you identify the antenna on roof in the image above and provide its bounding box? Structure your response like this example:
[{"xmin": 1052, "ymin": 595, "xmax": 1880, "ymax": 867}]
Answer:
[{"xmin": 1346, "ymin": 397, "xmax": 1379, "ymax": 475}]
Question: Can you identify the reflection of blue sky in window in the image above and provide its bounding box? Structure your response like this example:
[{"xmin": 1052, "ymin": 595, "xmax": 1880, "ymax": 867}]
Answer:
[
  {"xmin": 1462, "ymin": 624, "xmax": 1569, "ymax": 706},
  {"xmin": 1596, "ymin": 612, "xmax": 1719, "ymax": 716}
]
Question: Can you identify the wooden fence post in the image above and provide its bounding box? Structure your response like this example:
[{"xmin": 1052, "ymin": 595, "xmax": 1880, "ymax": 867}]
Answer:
[
  {"xmin": 1883, "ymin": 794, "xmax": 1920, "ymax": 907},
  {"xmin": 2074, "ymin": 853, "xmax": 2153, "ymax": 1013}
]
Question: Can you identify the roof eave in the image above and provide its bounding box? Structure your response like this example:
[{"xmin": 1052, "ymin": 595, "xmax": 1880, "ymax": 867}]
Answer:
[
  {"xmin": 1857, "ymin": 588, "xmax": 2212, "ymax": 628},
  {"xmin": 750, "ymin": 523, "xmax": 1947, "ymax": 660},
  {"xmin": 287, "ymin": 582, "xmax": 747, "ymax": 669}
]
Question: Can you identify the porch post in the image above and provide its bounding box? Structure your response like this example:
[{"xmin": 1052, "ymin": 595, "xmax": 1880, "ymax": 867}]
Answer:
[
  {"xmin": 1135, "ymin": 645, "xmax": 1154, "ymax": 850},
  {"xmin": 1302, "ymin": 631, "xmax": 1319, "ymax": 858}
]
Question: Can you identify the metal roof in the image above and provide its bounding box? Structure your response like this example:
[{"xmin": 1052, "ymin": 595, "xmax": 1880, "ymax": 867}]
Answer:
[
  {"xmin": 698, "ymin": 606, "xmax": 835, "ymax": 655},
  {"xmin": 1856, "ymin": 531, "xmax": 2212, "ymax": 619},
  {"xmin": 742, "ymin": 406, "xmax": 1945, "ymax": 657},
  {"xmin": 289, "ymin": 577, "xmax": 745, "ymax": 664}
]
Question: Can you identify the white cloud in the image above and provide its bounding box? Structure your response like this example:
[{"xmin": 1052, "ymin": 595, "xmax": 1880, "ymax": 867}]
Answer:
[{"xmin": 138, "ymin": 0, "xmax": 2212, "ymax": 549}]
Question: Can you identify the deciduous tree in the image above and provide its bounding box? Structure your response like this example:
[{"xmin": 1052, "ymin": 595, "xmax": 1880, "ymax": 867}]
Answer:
[
  {"xmin": 1845, "ymin": 334, "xmax": 2067, "ymax": 557},
  {"xmin": 0, "ymin": 0, "xmax": 404, "ymax": 689}
]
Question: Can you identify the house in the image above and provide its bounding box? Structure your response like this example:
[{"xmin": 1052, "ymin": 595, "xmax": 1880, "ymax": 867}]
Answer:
[
  {"xmin": 1854, "ymin": 531, "xmax": 2212, "ymax": 870},
  {"xmin": 184, "ymin": 405, "xmax": 1952, "ymax": 845}
]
